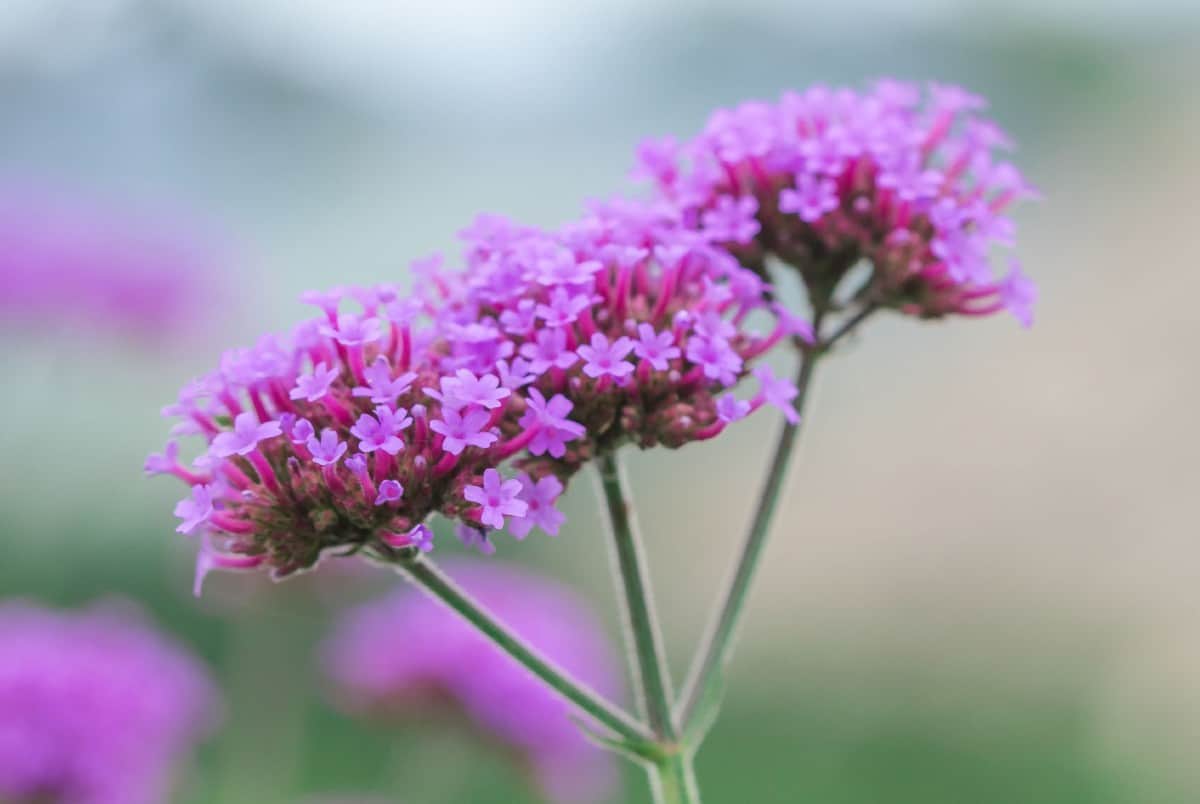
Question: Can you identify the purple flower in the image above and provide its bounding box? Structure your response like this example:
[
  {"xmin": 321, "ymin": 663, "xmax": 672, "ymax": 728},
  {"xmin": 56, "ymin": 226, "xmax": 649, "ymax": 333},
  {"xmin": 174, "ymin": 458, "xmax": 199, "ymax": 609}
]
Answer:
[
  {"xmin": 509, "ymin": 474, "xmax": 566, "ymax": 539},
  {"xmin": 349, "ymin": 406, "xmax": 409, "ymax": 455},
  {"xmin": 633, "ymin": 323, "xmax": 681, "ymax": 371},
  {"xmin": 499, "ymin": 298, "xmax": 538, "ymax": 335},
  {"xmin": 291, "ymin": 417, "xmax": 316, "ymax": 444},
  {"xmin": 0, "ymin": 601, "xmax": 219, "ymax": 804},
  {"xmin": 408, "ymin": 523, "xmax": 434, "ymax": 552},
  {"xmin": 633, "ymin": 81, "xmax": 1036, "ymax": 326},
  {"xmin": 173, "ymin": 484, "xmax": 214, "ymax": 534},
  {"xmin": 374, "ymin": 479, "xmax": 404, "ymax": 506},
  {"xmin": 0, "ymin": 189, "xmax": 223, "ymax": 342},
  {"xmin": 429, "ymin": 407, "xmax": 497, "ymax": 455},
  {"xmin": 519, "ymin": 389, "xmax": 586, "ymax": 459},
  {"xmin": 716, "ymin": 394, "xmax": 751, "ymax": 423},
  {"xmin": 210, "ymin": 413, "xmax": 282, "ymax": 458},
  {"xmin": 321, "ymin": 561, "xmax": 620, "ymax": 804},
  {"xmin": 1000, "ymin": 259, "xmax": 1036, "ymax": 328},
  {"xmin": 632, "ymin": 134, "xmax": 681, "ymax": 184},
  {"xmin": 692, "ymin": 311, "xmax": 737, "ymax": 341},
  {"xmin": 496, "ymin": 357, "xmax": 536, "ymax": 390},
  {"xmin": 686, "ymin": 335, "xmax": 743, "ymax": 385},
  {"xmin": 455, "ymin": 523, "xmax": 495, "ymax": 555},
  {"xmin": 535, "ymin": 286, "xmax": 592, "ymax": 328},
  {"xmin": 344, "ymin": 453, "xmax": 369, "ymax": 477},
  {"xmin": 300, "ymin": 287, "xmax": 345, "ymax": 318},
  {"xmin": 754, "ymin": 365, "xmax": 800, "ymax": 424},
  {"xmin": 464, "ymin": 469, "xmax": 528, "ymax": 530},
  {"xmin": 438, "ymin": 369, "xmax": 511, "ymax": 410},
  {"xmin": 876, "ymin": 152, "xmax": 943, "ymax": 203},
  {"xmin": 351, "ymin": 356, "xmax": 417, "ymax": 404},
  {"xmin": 290, "ymin": 362, "xmax": 341, "ymax": 402},
  {"xmin": 779, "ymin": 173, "xmax": 839, "ymax": 223},
  {"xmin": 307, "ymin": 428, "xmax": 348, "ymax": 466},
  {"xmin": 519, "ymin": 328, "xmax": 579, "ymax": 375},
  {"xmin": 701, "ymin": 195, "xmax": 761, "ymax": 244},
  {"xmin": 320, "ymin": 313, "xmax": 383, "ymax": 347},
  {"xmin": 144, "ymin": 440, "xmax": 179, "ymax": 476},
  {"xmin": 577, "ymin": 333, "xmax": 635, "ymax": 379}
]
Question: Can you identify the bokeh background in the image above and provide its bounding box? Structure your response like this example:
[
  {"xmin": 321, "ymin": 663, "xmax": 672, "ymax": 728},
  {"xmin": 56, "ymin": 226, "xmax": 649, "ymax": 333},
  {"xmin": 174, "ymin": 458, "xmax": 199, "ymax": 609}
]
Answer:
[{"xmin": 2, "ymin": 1, "xmax": 1198, "ymax": 801}]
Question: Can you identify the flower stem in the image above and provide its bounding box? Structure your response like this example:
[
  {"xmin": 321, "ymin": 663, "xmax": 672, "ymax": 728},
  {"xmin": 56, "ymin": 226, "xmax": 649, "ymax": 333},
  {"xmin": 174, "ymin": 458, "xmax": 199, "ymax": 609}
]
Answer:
[
  {"xmin": 651, "ymin": 751, "xmax": 702, "ymax": 804},
  {"xmin": 676, "ymin": 306, "xmax": 875, "ymax": 736},
  {"xmin": 595, "ymin": 452, "xmax": 701, "ymax": 802},
  {"xmin": 595, "ymin": 452, "xmax": 677, "ymax": 741},
  {"xmin": 384, "ymin": 552, "xmax": 651, "ymax": 746}
]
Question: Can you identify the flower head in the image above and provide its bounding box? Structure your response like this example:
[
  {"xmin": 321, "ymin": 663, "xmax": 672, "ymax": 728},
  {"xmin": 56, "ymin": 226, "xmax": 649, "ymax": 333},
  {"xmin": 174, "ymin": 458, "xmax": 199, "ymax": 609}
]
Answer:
[
  {"xmin": 0, "ymin": 188, "xmax": 223, "ymax": 342},
  {"xmin": 634, "ymin": 81, "xmax": 1037, "ymax": 326},
  {"xmin": 0, "ymin": 601, "xmax": 219, "ymax": 804},
  {"xmin": 321, "ymin": 562, "xmax": 620, "ymax": 803}
]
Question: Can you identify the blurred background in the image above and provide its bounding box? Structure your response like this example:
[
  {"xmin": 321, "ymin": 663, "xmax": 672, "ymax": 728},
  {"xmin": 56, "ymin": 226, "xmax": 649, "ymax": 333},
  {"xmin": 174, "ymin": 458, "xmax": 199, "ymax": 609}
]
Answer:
[{"xmin": 2, "ymin": 0, "xmax": 1198, "ymax": 801}]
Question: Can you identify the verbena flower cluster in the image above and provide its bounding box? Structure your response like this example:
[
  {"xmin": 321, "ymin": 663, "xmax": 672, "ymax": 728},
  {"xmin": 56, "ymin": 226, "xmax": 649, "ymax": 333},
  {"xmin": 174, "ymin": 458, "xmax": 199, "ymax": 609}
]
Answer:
[
  {"xmin": 632, "ymin": 80, "xmax": 1038, "ymax": 324},
  {"xmin": 0, "ymin": 188, "xmax": 220, "ymax": 340},
  {"xmin": 149, "ymin": 80, "xmax": 1034, "ymax": 586},
  {"xmin": 0, "ymin": 601, "xmax": 219, "ymax": 804},
  {"xmin": 321, "ymin": 561, "xmax": 620, "ymax": 803},
  {"xmin": 151, "ymin": 201, "xmax": 804, "ymax": 583}
]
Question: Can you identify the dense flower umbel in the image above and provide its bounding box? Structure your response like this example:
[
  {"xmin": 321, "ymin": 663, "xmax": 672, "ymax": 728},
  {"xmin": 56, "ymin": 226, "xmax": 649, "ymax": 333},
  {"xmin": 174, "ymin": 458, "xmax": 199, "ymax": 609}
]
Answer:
[
  {"xmin": 151, "ymin": 204, "xmax": 802, "ymax": 578},
  {"xmin": 0, "ymin": 188, "xmax": 222, "ymax": 340},
  {"xmin": 423, "ymin": 201, "xmax": 809, "ymax": 478},
  {"xmin": 632, "ymin": 81, "xmax": 1038, "ymax": 325},
  {"xmin": 150, "ymin": 289, "xmax": 537, "ymax": 579},
  {"xmin": 322, "ymin": 561, "xmax": 620, "ymax": 803},
  {"xmin": 0, "ymin": 601, "xmax": 218, "ymax": 804}
]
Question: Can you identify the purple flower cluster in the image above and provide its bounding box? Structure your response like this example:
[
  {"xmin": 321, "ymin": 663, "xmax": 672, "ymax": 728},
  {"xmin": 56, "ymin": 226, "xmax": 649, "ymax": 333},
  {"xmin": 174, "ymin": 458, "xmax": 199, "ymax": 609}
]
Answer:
[
  {"xmin": 150, "ymin": 200, "xmax": 800, "ymax": 583},
  {"xmin": 149, "ymin": 81, "xmax": 1035, "ymax": 586},
  {"xmin": 0, "ymin": 601, "xmax": 219, "ymax": 804},
  {"xmin": 0, "ymin": 188, "xmax": 221, "ymax": 340},
  {"xmin": 633, "ymin": 81, "xmax": 1038, "ymax": 325},
  {"xmin": 321, "ymin": 561, "xmax": 620, "ymax": 803}
]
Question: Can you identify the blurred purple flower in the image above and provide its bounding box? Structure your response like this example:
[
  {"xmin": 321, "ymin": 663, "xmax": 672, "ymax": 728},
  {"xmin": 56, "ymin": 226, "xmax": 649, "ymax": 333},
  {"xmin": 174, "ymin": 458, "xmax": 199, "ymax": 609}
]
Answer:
[
  {"xmin": 0, "ymin": 600, "xmax": 219, "ymax": 804},
  {"xmin": 322, "ymin": 561, "xmax": 621, "ymax": 803},
  {"xmin": 0, "ymin": 188, "xmax": 225, "ymax": 341}
]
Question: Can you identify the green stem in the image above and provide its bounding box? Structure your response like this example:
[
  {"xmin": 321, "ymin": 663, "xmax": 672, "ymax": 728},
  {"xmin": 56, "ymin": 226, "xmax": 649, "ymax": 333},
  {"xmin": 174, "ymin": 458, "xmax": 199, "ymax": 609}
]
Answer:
[
  {"xmin": 595, "ymin": 452, "xmax": 678, "ymax": 741},
  {"xmin": 384, "ymin": 552, "xmax": 651, "ymax": 746},
  {"xmin": 651, "ymin": 751, "xmax": 702, "ymax": 804},
  {"xmin": 596, "ymin": 452, "xmax": 701, "ymax": 802},
  {"xmin": 677, "ymin": 306, "xmax": 876, "ymax": 736}
]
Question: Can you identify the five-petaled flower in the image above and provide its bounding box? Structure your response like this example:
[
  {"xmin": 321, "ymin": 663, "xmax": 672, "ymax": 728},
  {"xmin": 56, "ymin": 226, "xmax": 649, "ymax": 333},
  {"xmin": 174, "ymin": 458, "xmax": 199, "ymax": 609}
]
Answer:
[
  {"xmin": 210, "ymin": 414, "xmax": 282, "ymax": 458},
  {"xmin": 464, "ymin": 468, "xmax": 528, "ymax": 530},
  {"xmin": 174, "ymin": 484, "xmax": 214, "ymax": 534},
  {"xmin": 350, "ymin": 406, "xmax": 409, "ymax": 454},
  {"xmin": 519, "ymin": 389, "xmax": 585, "ymax": 459},
  {"xmin": 307, "ymin": 428, "xmax": 348, "ymax": 466},
  {"xmin": 375, "ymin": 479, "xmax": 404, "ymax": 506},
  {"xmin": 509, "ymin": 474, "xmax": 566, "ymax": 539},
  {"xmin": 290, "ymin": 362, "xmax": 340, "ymax": 402},
  {"xmin": 578, "ymin": 334, "xmax": 635, "ymax": 379},
  {"xmin": 430, "ymin": 407, "xmax": 497, "ymax": 455}
]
